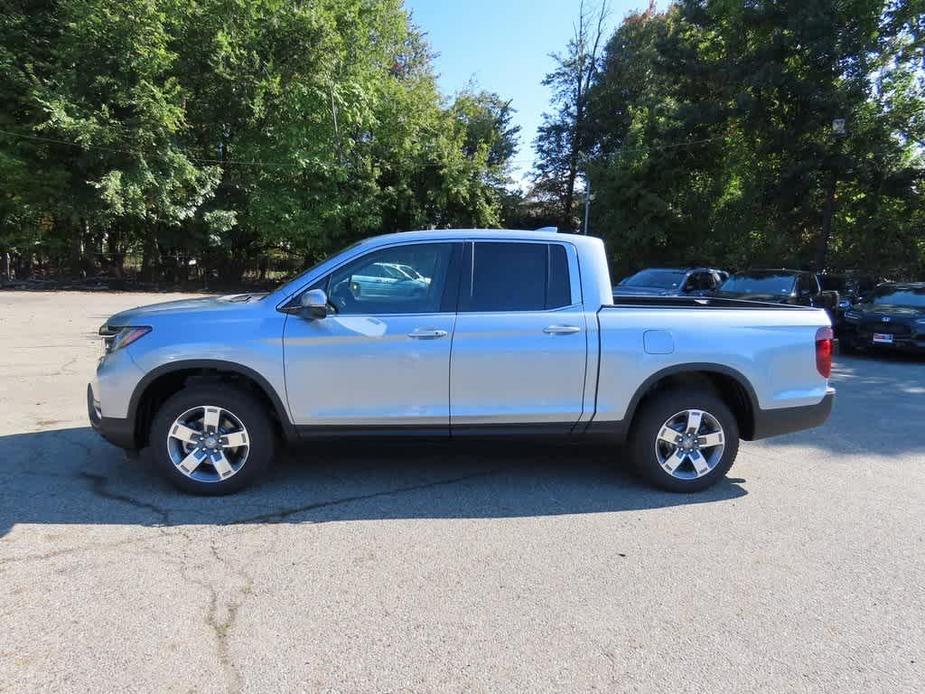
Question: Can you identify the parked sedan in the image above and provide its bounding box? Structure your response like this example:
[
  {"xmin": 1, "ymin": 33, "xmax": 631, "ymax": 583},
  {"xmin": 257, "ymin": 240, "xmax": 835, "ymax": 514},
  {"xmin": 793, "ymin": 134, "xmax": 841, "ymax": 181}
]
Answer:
[
  {"xmin": 840, "ymin": 283, "xmax": 925, "ymax": 353},
  {"xmin": 715, "ymin": 269, "xmax": 839, "ymax": 320},
  {"xmin": 613, "ymin": 267, "xmax": 726, "ymax": 297}
]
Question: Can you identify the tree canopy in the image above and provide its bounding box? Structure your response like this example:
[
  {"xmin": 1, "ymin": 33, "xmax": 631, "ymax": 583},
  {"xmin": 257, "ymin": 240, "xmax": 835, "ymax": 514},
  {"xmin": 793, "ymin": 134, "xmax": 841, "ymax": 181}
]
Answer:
[
  {"xmin": 2, "ymin": 0, "xmax": 924, "ymax": 285},
  {"xmin": 534, "ymin": 0, "xmax": 925, "ymax": 279},
  {"xmin": 0, "ymin": 0, "xmax": 519, "ymax": 283}
]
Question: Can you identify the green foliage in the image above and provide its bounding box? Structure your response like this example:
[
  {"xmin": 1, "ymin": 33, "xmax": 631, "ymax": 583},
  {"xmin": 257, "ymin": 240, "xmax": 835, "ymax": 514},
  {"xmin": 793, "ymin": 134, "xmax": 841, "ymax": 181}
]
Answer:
[
  {"xmin": 580, "ymin": 0, "xmax": 925, "ymax": 279},
  {"xmin": 532, "ymin": 1, "xmax": 610, "ymax": 231},
  {"xmin": 0, "ymin": 0, "xmax": 518, "ymax": 282}
]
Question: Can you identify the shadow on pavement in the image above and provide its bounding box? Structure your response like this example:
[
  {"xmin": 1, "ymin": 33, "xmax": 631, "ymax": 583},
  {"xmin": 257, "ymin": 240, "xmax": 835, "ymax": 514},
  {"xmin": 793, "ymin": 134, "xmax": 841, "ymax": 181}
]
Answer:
[{"xmin": 0, "ymin": 426, "xmax": 747, "ymax": 538}]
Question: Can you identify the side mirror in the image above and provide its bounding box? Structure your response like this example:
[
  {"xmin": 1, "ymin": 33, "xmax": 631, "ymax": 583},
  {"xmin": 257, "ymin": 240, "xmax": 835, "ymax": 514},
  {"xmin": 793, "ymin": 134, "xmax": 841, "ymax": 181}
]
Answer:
[
  {"xmin": 300, "ymin": 289, "xmax": 329, "ymax": 319},
  {"xmin": 818, "ymin": 290, "xmax": 839, "ymax": 310}
]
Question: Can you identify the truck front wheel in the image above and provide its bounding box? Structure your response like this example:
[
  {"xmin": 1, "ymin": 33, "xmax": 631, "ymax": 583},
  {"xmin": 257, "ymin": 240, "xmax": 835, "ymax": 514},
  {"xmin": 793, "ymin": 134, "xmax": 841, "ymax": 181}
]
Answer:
[
  {"xmin": 628, "ymin": 388, "xmax": 739, "ymax": 493},
  {"xmin": 149, "ymin": 384, "xmax": 275, "ymax": 495}
]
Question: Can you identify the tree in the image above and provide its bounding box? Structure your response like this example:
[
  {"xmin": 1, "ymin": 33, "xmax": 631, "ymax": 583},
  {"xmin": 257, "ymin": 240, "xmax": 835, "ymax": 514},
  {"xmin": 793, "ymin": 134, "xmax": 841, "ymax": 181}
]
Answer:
[
  {"xmin": 581, "ymin": 0, "xmax": 925, "ymax": 279},
  {"xmin": 532, "ymin": 0, "xmax": 610, "ymax": 231},
  {"xmin": 0, "ymin": 0, "xmax": 520, "ymax": 284}
]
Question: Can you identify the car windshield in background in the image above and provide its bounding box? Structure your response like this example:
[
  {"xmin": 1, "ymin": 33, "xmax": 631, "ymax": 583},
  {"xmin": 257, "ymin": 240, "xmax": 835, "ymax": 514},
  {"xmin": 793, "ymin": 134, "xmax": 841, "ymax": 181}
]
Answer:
[
  {"xmin": 719, "ymin": 273, "xmax": 796, "ymax": 295},
  {"xmin": 870, "ymin": 286, "xmax": 925, "ymax": 308},
  {"xmin": 621, "ymin": 270, "xmax": 686, "ymax": 289}
]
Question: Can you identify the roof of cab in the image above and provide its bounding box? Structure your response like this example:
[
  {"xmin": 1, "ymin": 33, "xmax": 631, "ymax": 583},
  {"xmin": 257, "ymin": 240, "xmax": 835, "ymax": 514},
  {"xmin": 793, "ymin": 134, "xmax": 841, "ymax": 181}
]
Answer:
[
  {"xmin": 364, "ymin": 228, "xmax": 591, "ymax": 243},
  {"xmin": 353, "ymin": 228, "xmax": 606, "ymax": 254}
]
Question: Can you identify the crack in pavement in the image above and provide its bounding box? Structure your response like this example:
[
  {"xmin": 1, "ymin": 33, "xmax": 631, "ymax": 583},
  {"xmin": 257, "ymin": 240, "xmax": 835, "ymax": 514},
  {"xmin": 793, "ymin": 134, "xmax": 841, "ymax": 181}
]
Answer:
[
  {"xmin": 225, "ymin": 468, "xmax": 500, "ymax": 525},
  {"xmin": 0, "ymin": 468, "xmax": 500, "ymax": 570},
  {"xmin": 204, "ymin": 567, "xmax": 253, "ymax": 694},
  {"xmin": 80, "ymin": 471, "xmax": 172, "ymax": 525}
]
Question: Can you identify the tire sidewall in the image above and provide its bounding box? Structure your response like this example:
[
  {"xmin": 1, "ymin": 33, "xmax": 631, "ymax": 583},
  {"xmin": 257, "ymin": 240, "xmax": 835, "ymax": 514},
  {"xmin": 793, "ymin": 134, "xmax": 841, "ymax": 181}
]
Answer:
[
  {"xmin": 150, "ymin": 384, "xmax": 275, "ymax": 495},
  {"xmin": 630, "ymin": 389, "xmax": 739, "ymax": 493}
]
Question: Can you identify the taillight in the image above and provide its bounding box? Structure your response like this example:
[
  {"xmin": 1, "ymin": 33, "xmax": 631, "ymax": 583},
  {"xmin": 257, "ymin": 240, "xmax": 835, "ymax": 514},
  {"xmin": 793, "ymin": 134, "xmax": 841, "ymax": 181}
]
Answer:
[{"xmin": 815, "ymin": 326, "xmax": 833, "ymax": 379}]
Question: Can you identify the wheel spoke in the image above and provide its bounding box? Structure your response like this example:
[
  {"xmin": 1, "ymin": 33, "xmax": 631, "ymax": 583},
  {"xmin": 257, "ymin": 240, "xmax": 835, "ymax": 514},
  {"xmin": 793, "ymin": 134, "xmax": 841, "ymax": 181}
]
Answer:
[
  {"xmin": 698, "ymin": 431, "xmax": 724, "ymax": 448},
  {"xmin": 211, "ymin": 451, "xmax": 234, "ymax": 479},
  {"xmin": 689, "ymin": 450, "xmax": 710, "ymax": 476},
  {"xmin": 177, "ymin": 450, "xmax": 203, "ymax": 475},
  {"xmin": 662, "ymin": 448, "xmax": 687, "ymax": 473},
  {"xmin": 685, "ymin": 410, "xmax": 703, "ymax": 434},
  {"xmin": 221, "ymin": 430, "xmax": 248, "ymax": 449},
  {"xmin": 169, "ymin": 423, "xmax": 200, "ymax": 444},
  {"xmin": 658, "ymin": 425, "xmax": 683, "ymax": 445},
  {"xmin": 202, "ymin": 406, "xmax": 222, "ymax": 432}
]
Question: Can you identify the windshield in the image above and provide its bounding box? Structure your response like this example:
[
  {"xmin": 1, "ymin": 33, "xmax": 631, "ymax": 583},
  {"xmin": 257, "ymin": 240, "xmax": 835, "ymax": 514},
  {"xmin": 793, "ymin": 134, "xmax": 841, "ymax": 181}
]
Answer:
[
  {"xmin": 719, "ymin": 273, "xmax": 796, "ymax": 295},
  {"xmin": 870, "ymin": 286, "xmax": 925, "ymax": 308},
  {"xmin": 621, "ymin": 269, "xmax": 686, "ymax": 289}
]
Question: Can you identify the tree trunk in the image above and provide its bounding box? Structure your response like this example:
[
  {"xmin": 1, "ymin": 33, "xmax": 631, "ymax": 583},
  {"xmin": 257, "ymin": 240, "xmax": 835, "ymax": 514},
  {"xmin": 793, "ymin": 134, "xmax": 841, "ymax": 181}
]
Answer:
[
  {"xmin": 66, "ymin": 219, "xmax": 82, "ymax": 277},
  {"xmin": 107, "ymin": 226, "xmax": 124, "ymax": 278},
  {"xmin": 141, "ymin": 231, "xmax": 158, "ymax": 283}
]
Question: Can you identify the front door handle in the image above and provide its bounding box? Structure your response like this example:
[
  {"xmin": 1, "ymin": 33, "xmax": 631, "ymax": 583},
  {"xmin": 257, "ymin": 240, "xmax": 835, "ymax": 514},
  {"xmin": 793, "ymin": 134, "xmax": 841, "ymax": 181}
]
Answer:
[
  {"xmin": 543, "ymin": 325, "xmax": 581, "ymax": 335},
  {"xmin": 408, "ymin": 329, "xmax": 448, "ymax": 339}
]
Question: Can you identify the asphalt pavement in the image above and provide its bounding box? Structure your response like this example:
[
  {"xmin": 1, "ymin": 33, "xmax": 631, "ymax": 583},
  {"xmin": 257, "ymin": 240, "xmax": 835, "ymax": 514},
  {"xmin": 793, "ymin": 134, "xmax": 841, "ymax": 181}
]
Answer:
[{"xmin": 0, "ymin": 291, "xmax": 922, "ymax": 693}]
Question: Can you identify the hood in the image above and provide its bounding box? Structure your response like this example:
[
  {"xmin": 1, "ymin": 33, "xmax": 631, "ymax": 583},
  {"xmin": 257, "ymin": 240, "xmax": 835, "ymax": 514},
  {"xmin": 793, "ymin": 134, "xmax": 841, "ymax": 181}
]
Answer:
[
  {"xmin": 613, "ymin": 285, "xmax": 673, "ymax": 297},
  {"xmin": 852, "ymin": 303, "xmax": 925, "ymax": 319},
  {"xmin": 106, "ymin": 293, "xmax": 267, "ymax": 325}
]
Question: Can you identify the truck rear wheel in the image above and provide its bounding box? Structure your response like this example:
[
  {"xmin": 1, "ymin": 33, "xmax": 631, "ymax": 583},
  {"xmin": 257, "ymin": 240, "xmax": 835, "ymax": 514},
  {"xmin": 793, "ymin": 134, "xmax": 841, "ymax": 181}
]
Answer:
[
  {"xmin": 628, "ymin": 388, "xmax": 739, "ymax": 493},
  {"xmin": 149, "ymin": 384, "xmax": 275, "ymax": 495}
]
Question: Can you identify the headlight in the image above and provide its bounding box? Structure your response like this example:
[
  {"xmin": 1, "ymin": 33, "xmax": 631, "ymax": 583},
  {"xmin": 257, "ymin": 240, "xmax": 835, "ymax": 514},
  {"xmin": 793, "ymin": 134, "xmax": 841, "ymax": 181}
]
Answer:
[
  {"xmin": 99, "ymin": 325, "xmax": 151, "ymax": 354},
  {"xmin": 915, "ymin": 318, "xmax": 925, "ymax": 327},
  {"xmin": 844, "ymin": 311, "xmax": 861, "ymax": 322},
  {"xmin": 838, "ymin": 299, "xmax": 850, "ymax": 309}
]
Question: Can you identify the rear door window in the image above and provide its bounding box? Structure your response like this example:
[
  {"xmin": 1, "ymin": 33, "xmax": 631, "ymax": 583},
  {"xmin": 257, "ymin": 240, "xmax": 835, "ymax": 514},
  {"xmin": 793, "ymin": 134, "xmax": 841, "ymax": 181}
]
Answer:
[{"xmin": 462, "ymin": 242, "xmax": 573, "ymax": 312}]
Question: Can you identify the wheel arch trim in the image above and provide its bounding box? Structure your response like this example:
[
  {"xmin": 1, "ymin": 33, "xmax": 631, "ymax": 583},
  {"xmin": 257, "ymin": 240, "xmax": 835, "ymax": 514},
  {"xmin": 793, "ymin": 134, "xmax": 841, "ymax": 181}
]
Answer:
[
  {"xmin": 628, "ymin": 362, "xmax": 758, "ymax": 427},
  {"xmin": 587, "ymin": 362, "xmax": 760, "ymax": 440},
  {"xmin": 127, "ymin": 359, "xmax": 297, "ymax": 446}
]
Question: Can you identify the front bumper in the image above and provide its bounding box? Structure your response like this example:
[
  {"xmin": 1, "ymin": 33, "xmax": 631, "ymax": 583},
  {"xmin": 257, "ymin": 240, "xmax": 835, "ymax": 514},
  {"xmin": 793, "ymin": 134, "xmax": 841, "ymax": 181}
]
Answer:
[
  {"xmin": 750, "ymin": 391, "xmax": 835, "ymax": 440},
  {"xmin": 87, "ymin": 383, "xmax": 136, "ymax": 449}
]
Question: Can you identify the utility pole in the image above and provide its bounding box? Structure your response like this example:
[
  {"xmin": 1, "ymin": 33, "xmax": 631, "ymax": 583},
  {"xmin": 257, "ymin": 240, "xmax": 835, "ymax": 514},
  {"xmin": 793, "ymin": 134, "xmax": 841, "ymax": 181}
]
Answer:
[
  {"xmin": 582, "ymin": 174, "xmax": 591, "ymax": 235},
  {"xmin": 815, "ymin": 118, "xmax": 846, "ymax": 270},
  {"xmin": 581, "ymin": 155, "xmax": 596, "ymax": 236}
]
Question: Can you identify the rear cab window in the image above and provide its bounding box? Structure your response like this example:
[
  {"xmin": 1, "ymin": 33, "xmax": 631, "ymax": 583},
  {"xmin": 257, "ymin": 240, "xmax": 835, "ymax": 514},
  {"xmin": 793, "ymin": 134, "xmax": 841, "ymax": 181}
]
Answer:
[{"xmin": 461, "ymin": 241, "xmax": 576, "ymax": 312}]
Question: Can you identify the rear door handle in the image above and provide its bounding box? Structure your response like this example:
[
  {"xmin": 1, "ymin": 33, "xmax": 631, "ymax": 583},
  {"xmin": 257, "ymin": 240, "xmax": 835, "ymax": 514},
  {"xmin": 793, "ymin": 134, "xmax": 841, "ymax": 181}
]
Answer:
[
  {"xmin": 543, "ymin": 325, "xmax": 581, "ymax": 335},
  {"xmin": 408, "ymin": 329, "xmax": 448, "ymax": 339}
]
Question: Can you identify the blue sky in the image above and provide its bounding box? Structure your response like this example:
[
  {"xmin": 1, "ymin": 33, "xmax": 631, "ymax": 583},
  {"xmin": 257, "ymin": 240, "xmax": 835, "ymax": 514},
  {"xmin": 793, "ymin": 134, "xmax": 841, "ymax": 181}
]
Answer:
[{"xmin": 403, "ymin": 0, "xmax": 649, "ymax": 181}]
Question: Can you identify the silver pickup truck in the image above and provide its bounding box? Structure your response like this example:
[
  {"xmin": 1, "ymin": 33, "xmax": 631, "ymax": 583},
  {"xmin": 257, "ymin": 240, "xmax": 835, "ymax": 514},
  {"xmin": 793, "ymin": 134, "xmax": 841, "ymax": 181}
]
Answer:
[{"xmin": 88, "ymin": 230, "xmax": 834, "ymax": 495}]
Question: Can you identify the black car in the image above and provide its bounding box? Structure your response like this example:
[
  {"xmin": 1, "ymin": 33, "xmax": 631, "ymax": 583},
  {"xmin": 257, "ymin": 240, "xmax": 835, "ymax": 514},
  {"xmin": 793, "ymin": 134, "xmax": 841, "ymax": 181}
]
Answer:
[
  {"xmin": 840, "ymin": 283, "xmax": 925, "ymax": 353},
  {"xmin": 614, "ymin": 267, "xmax": 727, "ymax": 298},
  {"xmin": 714, "ymin": 269, "xmax": 839, "ymax": 317},
  {"xmin": 817, "ymin": 273, "xmax": 879, "ymax": 319}
]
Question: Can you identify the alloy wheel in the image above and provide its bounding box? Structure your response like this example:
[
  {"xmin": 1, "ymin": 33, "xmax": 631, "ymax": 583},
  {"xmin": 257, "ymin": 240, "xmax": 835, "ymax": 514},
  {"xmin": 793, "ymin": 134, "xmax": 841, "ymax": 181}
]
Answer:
[
  {"xmin": 166, "ymin": 405, "xmax": 250, "ymax": 483},
  {"xmin": 654, "ymin": 409, "xmax": 726, "ymax": 480}
]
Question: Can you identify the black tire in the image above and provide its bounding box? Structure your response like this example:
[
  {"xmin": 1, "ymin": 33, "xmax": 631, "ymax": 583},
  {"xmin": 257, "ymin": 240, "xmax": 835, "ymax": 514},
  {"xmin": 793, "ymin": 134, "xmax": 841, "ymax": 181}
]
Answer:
[
  {"xmin": 628, "ymin": 387, "xmax": 739, "ymax": 493},
  {"xmin": 149, "ymin": 383, "xmax": 275, "ymax": 495}
]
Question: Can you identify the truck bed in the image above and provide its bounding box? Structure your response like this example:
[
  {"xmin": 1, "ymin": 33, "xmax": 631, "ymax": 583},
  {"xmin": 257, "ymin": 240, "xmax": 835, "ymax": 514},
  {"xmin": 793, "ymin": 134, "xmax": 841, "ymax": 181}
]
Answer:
[{"xmin": 606, "ymin": 295, "xmax": 816, "ymax": 311}]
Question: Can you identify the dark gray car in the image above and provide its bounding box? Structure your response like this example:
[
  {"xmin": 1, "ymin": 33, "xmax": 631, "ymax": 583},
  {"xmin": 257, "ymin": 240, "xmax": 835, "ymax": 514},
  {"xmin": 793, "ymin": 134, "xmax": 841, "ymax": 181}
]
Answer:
[{"xmin": 613, "ymin": 267, "xmax": 727, "ymax": 298}]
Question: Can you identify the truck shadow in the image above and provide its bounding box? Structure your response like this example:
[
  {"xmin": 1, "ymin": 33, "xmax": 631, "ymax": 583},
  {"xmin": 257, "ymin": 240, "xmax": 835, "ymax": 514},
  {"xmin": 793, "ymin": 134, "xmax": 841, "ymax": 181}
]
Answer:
[{"xmin": 0, "ymin": 427, "xmax": 747, "ymax": 538}]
